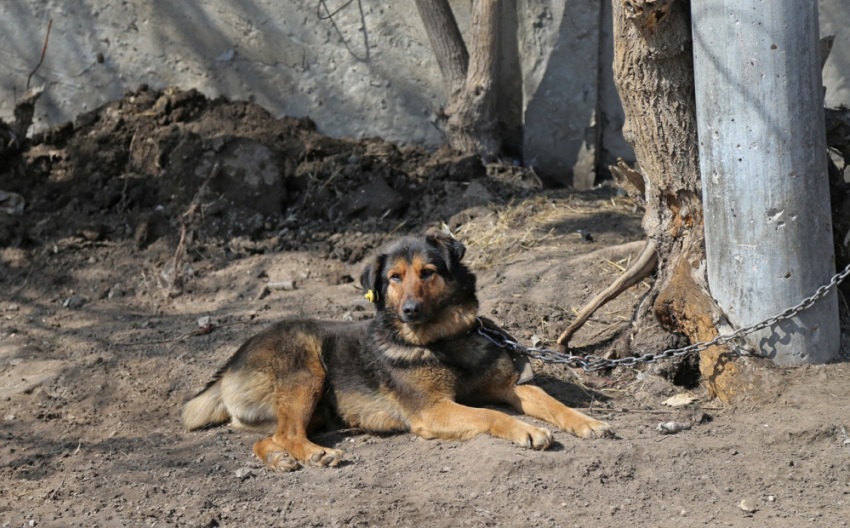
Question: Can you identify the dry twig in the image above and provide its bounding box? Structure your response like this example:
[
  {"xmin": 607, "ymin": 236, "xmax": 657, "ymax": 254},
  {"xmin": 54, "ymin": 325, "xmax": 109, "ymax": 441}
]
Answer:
[
  {"xmin": 27, "ymin": 18, "xmax": 52, "ymax": 90},
  {"xmin": 165, "ymin": 162, "xmax": 219, "ymax": 295}
]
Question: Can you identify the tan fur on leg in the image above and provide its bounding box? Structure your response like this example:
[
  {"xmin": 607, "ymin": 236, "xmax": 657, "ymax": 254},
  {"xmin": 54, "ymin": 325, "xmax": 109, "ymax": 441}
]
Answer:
[
  {"xmin": 500, "ymin": 384, "xmax": 613, "ymax": 438},
  {"xmin": 410, "ymin": 399, "xmax": 553, "ymax": 449}
]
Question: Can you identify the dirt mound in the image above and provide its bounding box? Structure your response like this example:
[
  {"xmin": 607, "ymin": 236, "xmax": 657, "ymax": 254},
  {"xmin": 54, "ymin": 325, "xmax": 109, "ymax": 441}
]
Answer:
[{"xmin": 2, "ymin": 86, "xmax": 536, "ymax": 256}]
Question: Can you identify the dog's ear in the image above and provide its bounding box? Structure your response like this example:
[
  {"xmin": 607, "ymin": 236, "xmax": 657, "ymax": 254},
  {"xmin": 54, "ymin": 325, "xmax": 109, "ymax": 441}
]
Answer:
[
  {"xmin": 427, "ymin": 233, "xmax": 466, "ymax": 271},
  {"xmin": 360, "ymin": 254, "xmax": 386, "ymax": 303}
]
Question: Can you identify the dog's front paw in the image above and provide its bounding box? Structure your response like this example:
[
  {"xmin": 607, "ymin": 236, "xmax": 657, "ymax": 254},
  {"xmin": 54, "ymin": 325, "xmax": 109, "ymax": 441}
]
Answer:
[
  {"xmin": 263, "ymin": 450, "xmax": 302, "ymax": 472},
  {"xmin": 514, "ymin": 422, "xmax": 554, "ymax": 450},
  {"xmin": 306, "ymin": 447, "xmax": 343, "ymax": 468},
  {"xmin": 571, "ymin": 418, "xmax": 613, "ymax": 439}
]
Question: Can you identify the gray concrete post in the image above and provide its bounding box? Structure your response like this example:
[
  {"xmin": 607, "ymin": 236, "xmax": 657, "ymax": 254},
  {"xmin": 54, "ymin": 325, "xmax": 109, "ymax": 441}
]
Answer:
[{"xmin": 692, "ymin": 0, "xmax": 839, "ymax": 364}]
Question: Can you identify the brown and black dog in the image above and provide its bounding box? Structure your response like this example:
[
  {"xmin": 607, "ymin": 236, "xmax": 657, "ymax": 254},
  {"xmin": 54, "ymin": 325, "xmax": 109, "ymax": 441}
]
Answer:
[{"xmin": 183, "ymin": 234, "xmax": 611, "ymax": 471}]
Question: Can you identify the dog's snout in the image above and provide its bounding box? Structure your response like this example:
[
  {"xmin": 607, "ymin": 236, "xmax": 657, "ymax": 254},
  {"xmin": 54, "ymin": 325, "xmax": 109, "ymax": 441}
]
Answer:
[{"xmin": 402, "ymin": 301, "xmax": 421, "ymax": 318}]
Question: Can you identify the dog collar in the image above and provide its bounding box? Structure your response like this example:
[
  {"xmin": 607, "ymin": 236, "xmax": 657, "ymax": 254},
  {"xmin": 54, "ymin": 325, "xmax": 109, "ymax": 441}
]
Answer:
[{"xmin": 365, "ymin": 290, "xmax": 379, "ymax": 303}]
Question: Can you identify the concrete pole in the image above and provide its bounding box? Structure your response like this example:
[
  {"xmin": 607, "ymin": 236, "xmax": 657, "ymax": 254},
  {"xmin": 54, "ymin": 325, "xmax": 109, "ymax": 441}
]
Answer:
[{"xmin": 692, "ymin": 0, "xmax": 839, "ymax": 364}]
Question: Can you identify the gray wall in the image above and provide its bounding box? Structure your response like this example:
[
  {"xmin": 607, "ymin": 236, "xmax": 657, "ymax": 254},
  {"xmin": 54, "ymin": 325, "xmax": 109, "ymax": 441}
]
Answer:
[{"xmin": 1, "ymin": 1, "xmax": 847, "ymax": 187}]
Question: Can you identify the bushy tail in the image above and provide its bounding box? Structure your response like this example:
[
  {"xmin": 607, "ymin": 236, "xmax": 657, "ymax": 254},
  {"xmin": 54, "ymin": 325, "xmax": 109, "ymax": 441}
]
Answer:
[{"xmin": 182, "ymin": 378, "xmax": 230, "ymax": 430}]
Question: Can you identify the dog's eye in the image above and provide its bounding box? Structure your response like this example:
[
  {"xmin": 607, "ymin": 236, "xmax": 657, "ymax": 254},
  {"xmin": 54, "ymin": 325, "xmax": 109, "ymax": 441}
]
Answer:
[
  {"xmin": 389, "ymin": 274, "xmax": 402, "ymax": 283},
  {"xmin": 420, "ymin": 269, "xmax": 435, "ymax": 280}
]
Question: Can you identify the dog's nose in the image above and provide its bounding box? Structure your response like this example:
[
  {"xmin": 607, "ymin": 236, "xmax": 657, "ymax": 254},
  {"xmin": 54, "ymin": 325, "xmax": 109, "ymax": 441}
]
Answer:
[{"xmin": 402, "ymin": 301, "xmax": 421, "ymax": 318}]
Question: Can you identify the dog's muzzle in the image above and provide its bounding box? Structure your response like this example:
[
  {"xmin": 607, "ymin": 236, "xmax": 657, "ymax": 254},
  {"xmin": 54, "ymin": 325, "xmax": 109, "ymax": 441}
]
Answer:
[{"xmin": 399, "ymin": 301, "xmax": 426, "ymax": 323}]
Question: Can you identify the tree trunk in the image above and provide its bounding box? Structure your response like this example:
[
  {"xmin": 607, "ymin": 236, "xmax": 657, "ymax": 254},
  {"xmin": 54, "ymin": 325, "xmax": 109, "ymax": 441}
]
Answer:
[
  {"xmin": 413, "ymin": 0, "xmax": 469, "ymax": 98},
  {"xmin": 415, "ymin": 0, "xmax": 501, "ymax": 160},
  {"xmin": 611, "ymin": 0, "xmax": 771, "ymax": 401}
]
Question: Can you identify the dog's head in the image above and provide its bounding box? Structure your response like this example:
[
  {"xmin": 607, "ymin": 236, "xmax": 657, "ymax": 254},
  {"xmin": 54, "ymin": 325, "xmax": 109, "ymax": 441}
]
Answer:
[{"xmin": 360, "ymin": 234, "xmax": 478, "ymax": 344}]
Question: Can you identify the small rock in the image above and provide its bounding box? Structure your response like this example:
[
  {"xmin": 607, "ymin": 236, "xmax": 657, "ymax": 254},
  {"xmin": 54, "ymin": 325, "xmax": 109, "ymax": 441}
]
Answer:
[
  {"xmin": 530, "ymin": 335, "xmax": 543, "ymax": 348},
  {"xmin": 216, "ymin": 48, "xmax": 236, "ymax": 63},
  {"xmin": 739, "ymin": 498, "xmax": 758, "ymax": 513},
  {"xmin": 96, "ymin": 283, "xmax": 111, "ymax": 300},
  {"xmin": 5, "ymin": 304, "xmax": 19, "ymax": 312},
  {"xmin": 108, "ymin": 284, "xmax": 125, "ymax": 299},
  {"xmin": 767, "ymin": 495, "xmax": 775, "ymax": 503},
  {"xmin": 234, "ymin": 467, "xmax": 255, "ymax": 480},
  {"xmin": 656, "ymin": 421, "xmax": 691, "ymax": 435},
  {"xmin": 661, "ymin": 393, "xmax": 698, "ymax": 407},
  {"xmin": 440, "ymin": 466, "xmax": 451, "ymax": 473},
  {"xmin": 197, "ymin": 316, "xmax": 212, "ymax": 327},
  {"xmin": 63, "ymin": 295, "xmax": 86, "ymax": 309},
  {"xmin": 267, "ymin": 280, "xmax": 296, "ymax": 291},
  {"xmin": 729, "ymin": 449, "xmax": 738, "ymax": 456},
  {"xmin": 469, "ymin": 492, "xmax": 479, "ymax": 499},
  {"xmin": 341, "ymin": 312, "xmax": 354, "ymax": 322},
  {"xmin": 0, "ymin": 190, "xmax": 25, "ymax": 216}
]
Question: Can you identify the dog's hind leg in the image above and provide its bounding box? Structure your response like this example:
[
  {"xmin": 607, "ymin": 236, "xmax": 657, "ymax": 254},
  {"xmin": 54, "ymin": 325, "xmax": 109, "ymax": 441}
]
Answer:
[
  {"xmin": 499, "ymin": 384, "xmax": 613, "ymax": 439},
  {"xmin": 252, "ymin": 373, "xmax": 343, "ymax": 472}
]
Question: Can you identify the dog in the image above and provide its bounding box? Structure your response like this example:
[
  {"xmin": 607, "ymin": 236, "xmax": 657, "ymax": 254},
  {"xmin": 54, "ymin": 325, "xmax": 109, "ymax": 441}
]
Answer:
[{"xmin": 183, "ymin": 234, "xmax": 612, "ymax": 471}]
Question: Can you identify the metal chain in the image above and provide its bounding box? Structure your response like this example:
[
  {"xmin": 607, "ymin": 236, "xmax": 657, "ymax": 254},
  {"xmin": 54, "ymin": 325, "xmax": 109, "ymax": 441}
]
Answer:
[{"xmin": 478, "ymin": 262, "xmax": 850, "ymax": 372}]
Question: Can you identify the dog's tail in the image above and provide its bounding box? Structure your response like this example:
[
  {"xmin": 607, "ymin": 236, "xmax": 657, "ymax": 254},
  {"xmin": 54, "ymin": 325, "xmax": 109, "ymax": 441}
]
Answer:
[{"xmin": 182, "ymin": 376, "xmax": 230, "ymax": 430}]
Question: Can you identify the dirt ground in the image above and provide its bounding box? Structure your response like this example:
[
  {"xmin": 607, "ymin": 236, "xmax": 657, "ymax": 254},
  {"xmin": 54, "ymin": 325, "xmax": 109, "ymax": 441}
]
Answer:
[{"xmin": 1, "ymin": 88, "xmax": 849, "ymax": 527}]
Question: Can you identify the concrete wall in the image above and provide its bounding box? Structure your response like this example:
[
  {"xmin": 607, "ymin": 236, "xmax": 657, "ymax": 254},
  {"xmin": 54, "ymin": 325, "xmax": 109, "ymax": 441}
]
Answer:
[
  {"xmin": 1, "ymin": 0, "xmax": 447, "ymax": 146},
  {"xmin": 1, "ymin": 1, "xmax": 848, "ymax": 187}
]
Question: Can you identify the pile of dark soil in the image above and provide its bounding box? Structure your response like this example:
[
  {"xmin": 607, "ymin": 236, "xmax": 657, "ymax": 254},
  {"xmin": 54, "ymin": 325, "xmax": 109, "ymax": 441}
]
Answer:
[{"xmin": 1, "ymin": 86, "xmax": 544, "ymax": 267}]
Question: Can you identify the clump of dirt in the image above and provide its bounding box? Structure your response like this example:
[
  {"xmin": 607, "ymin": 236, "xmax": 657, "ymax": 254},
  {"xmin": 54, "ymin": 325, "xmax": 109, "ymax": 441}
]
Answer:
[
  {"xmin": 2, "ymin": 86, "xmax": 539, "ymax": 256},
  {"xmin": 2, "ymin": 89, "xmax": 849, "ymax": 527}
]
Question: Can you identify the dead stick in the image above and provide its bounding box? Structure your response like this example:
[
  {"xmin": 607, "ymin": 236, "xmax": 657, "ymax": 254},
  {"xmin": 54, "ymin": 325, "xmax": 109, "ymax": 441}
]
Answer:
[
  {"xmin": 185, "ymin": 162, "xmax": 219, "ymax": 221},
  {"xmin": 557, "ymin": 239, "xmax": 658, "ymax": 346},
  {"xmin": 117, "ymin": 132, "xmax": 137, "ymax": 213},
  {"xmin": 168, "ymin": 162, "xmax": 220, "ymax": 294},
  {"xmin": 27, "ymin": 19, "xmax": 53, "ymax": 90}
]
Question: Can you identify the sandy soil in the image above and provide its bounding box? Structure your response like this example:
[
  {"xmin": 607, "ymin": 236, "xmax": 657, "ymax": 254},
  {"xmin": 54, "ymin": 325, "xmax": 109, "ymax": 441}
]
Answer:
[{"xmin": 1, "ymin": 88, "xmax": 849, "ymax": 527}]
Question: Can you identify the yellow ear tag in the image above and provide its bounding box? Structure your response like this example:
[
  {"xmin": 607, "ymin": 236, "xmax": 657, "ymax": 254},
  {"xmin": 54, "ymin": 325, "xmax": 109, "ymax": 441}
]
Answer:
[{"xmin": 365, "ymin": 290, "xmax": 379, "ymax": 303}]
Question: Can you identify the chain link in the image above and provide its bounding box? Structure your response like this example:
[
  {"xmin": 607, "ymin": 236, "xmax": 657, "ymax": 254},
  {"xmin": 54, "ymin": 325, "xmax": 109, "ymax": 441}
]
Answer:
[{"xmin": 478, "ymin": 262, "xmax": 850, "ymax": 372}]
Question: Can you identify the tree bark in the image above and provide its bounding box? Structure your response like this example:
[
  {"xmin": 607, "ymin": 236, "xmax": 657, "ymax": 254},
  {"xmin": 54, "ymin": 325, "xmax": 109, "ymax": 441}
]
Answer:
[
  {"xmin": 415, "ymin": 0, "xmax": 501, "ymax": 160},
  {"xmin": 413, "ymin": 0, "xmax": 469, "ymax": 98},
  {"xmin": 611, "ymin": 0, "xmax": 763, "ymax": 401}
]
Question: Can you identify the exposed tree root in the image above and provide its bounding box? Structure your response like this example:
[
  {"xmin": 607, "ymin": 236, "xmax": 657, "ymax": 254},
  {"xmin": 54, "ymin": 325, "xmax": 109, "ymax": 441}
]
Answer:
[{"xmin": 558, "ymin": 239, "xmax": 658, "ymax": 347}]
